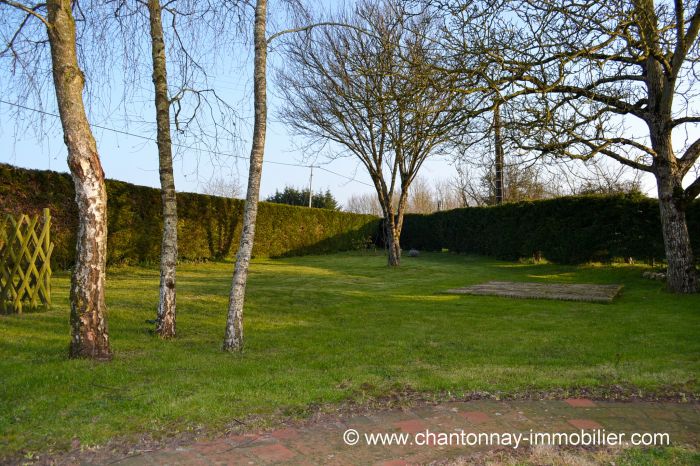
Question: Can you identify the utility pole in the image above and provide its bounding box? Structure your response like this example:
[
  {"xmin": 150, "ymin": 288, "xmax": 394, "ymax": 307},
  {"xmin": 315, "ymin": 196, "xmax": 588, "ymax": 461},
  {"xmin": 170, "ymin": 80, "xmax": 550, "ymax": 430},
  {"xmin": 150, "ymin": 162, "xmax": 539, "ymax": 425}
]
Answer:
[
  {"xmin": 308, "ymin": 165, "xmax": 314, "ymax": 208},
  {"xmin": 494, "ymin": 101, "xmax": 504, "ymax": 205}
]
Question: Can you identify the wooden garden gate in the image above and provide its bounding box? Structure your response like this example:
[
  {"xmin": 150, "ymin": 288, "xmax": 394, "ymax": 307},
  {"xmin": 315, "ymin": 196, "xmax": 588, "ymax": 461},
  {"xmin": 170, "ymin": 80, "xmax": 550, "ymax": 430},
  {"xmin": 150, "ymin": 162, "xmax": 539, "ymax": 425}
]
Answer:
[{"xmin": 0, "ymin": 208, "xmax": 53, "ymax": 313}]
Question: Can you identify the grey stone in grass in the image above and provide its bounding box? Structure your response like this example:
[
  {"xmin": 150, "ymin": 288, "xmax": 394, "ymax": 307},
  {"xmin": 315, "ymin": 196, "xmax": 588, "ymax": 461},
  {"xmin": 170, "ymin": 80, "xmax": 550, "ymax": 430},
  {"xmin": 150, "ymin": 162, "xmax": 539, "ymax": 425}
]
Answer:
[
  {"xmin": 642, "ymin": 271, "xmax": 666, "ymax": 281},
  {"xmin": 407, "ymin": 249, "xmax": 420, "ymax": 257},
  {"xmin": 444, "ymin": 281, "xmax": 623, "ymax": 304}
]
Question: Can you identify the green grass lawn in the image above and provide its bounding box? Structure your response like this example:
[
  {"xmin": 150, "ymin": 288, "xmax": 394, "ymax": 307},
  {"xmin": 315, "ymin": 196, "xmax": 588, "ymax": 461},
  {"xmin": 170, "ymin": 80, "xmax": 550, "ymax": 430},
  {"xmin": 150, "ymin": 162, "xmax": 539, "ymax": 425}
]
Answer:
[{"xmin": 0, "ymin": 252, "xmax": 698, "ymax": 457}]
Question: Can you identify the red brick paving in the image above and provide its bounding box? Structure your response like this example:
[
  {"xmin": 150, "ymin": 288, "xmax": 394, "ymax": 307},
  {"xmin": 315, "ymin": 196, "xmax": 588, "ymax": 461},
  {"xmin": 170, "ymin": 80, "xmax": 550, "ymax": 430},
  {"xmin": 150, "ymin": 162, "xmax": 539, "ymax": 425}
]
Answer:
[
  {"xmin": 459, "ymin": 411, "xmax": 491, "ymax": 424},
  {"xmin": 568, "ymin": 419, "xmax": 603, "ymax": 430},
  {"xmin": 100, "ymin": 400, "xmax": 698, "ymax": 465},
  {"xmin": 565, "ymin": 398, "xmax": 597, "ymax": 408},
  {"xmin": 270, "ymin": 428, "xmax": 300, "ymax": 440},
  {"xmin": 188, "ymin": 441, "xmax": 228, "ymax": 455},
  {"xmin": 394, "ymin": 419, "xmax": 428, "ymax": 434},
  {"xmin": 248, "ymin": 443, "xmax": 297, "ymax": 462}
]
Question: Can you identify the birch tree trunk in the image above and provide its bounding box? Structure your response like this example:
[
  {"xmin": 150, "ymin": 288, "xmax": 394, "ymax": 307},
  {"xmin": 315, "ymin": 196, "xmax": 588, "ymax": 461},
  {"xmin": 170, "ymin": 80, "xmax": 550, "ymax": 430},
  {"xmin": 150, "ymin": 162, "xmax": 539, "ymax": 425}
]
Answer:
[
  {"xmin": 148, "ymin": 0, "xmax": 178, "ymax": 337},
  {"xmin": 223, "ymin": 0, "xmax": 267, "ymax": 352},
  {"xmin": 47, "ymin": 0, "xmax": 111, "ymax": 359}
]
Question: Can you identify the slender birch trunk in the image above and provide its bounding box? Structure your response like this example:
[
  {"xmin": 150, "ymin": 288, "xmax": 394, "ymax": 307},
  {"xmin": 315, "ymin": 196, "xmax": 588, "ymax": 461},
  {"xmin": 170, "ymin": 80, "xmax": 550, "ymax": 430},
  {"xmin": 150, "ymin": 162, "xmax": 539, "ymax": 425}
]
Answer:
[
  {"xmin": 148, "ymin": 0, "xmax": 178, "ymax": 337},
  {"xmin": 47, "ymin": 0, "xmax": 111, "ymax": 359},
  {"xmin": 223, "ymin": 0, "xmax": 267, "ymax": 352}
]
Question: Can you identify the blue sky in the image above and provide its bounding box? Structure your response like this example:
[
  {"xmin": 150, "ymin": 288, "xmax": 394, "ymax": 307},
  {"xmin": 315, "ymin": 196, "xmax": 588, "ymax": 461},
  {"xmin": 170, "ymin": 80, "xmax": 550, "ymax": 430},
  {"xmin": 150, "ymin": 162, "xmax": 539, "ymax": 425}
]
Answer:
[
  {"xmin": 1, "ymin": 85, "xmax": 462, "ymax": 207},
  {"xmin": 0, "ymin": 97, "xmax": 458, "ymax": 205}
]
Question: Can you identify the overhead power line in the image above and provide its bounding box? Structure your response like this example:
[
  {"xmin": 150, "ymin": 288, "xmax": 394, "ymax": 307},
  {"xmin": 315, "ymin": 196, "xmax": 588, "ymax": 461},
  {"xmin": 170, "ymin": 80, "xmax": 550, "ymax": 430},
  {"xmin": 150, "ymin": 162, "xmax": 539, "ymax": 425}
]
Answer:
[
  {"xmin": 316, "ymin": 166, "xmax": 373, "ymax": 187},
  {"xmin": 0, "ymin": 99, "xmax": 374, "ymax": 187}
]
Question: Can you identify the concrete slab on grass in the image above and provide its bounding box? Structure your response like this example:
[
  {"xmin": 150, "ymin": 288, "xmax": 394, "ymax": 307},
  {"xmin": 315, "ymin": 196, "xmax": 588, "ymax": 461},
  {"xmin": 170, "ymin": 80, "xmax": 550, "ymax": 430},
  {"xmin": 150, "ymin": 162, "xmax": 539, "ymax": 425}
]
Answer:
[{"xmin": 445, "ymin": 281, "xmax": 623, "ymax": 303}]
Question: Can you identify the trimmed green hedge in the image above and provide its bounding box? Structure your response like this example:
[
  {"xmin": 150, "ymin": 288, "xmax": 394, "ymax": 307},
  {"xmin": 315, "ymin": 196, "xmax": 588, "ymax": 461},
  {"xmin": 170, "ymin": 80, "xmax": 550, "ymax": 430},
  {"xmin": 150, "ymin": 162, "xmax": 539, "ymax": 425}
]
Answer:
[
  {"xmin": 401, "ymin": 194, "xmax": 700, "ymax": 264},
  {"xmin": 0, "ymin": 164, "xmax": 379, "ymax": 268},
  {"xmin": 5, "ymin": 163, "xmax": 695, "ymax": 267}
]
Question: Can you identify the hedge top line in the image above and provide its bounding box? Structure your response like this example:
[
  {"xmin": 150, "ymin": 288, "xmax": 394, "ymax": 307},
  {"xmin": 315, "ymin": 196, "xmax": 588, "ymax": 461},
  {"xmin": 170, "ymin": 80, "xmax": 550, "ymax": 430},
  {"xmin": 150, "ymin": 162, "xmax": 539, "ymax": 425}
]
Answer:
[
  {"xmin": 406, "ymin": 191, "xmax": 659, "ymax": 216},
  {"xmin": 400, "ymin": 192, "xmax": 700, "ymax": 264},
  {"xmin": 0, "ymin": 162, "xmax": 378, "ymax": 214},
  {"xmin": 0, "ymin": 162, "xmax": 380, "ymax": 212}
]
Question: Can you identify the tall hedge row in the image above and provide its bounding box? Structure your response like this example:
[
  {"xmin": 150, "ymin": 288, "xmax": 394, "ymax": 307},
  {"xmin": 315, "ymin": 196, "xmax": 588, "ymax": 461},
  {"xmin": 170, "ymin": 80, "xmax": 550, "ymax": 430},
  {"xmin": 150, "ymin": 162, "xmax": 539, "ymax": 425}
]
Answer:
[
  {"xmin": 401, "ymin": 194, "xmax": 700, "ymax": 264},
  {"xmin": 0, "ymin": 163, "xmax": 379, "ymax": 268},
  {"xmin": 5, "ymin": 163, "xmax": 697, "ymax": 267}
]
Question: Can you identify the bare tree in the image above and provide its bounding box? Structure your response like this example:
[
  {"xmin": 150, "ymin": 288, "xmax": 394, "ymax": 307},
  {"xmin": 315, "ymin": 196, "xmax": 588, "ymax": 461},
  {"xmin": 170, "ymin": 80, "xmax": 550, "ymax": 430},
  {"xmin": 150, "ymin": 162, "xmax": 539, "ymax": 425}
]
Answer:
[
  {"xmin": 278, "ymin": 0, "xmax": 467, "ymax": 265},
  {"xmin": 433, "ymin": 177, "xmax": 463, "ymax": 210},
  {"xmin": 146, "ymin": 0, "xmax": 178, "ymax": 338},
  {"xmin": 222, "ymin": 0, "xmax": 377, "ymax": 351},
  {"xmin": 407, "ymin": 176, "xmax": 437, "ymax": 213},
  {"xmin": 109, "ymin": 0, "xmax": 242, "ymax": 337},
  {"xmin": 451, "ymin": 165, "xmax": 475, "ymax": 207},
  {"xmin": 570, "ymin": 164, "xmax": 643, "ymax": 195},
  {"xmin": 443, "ymin": 0, "xmax": 700, "ymax": 292},
  {"xmin": 409, "ymin": 178, "xmax": 435, "ymax": 213},
  {"xmin": 1, "ymin": 0, "xmax": 111, "ymax": 358},
  {"xmin": 402, "ymin": 176, "xmax": 464, "ymax": 213},
  {"xmin": 453, "ymin": 160, "xmax": 559, "ymax": 206},
  {"xmin": 223, "ymin": 0, "xmax": 268, "ymax": 352},
  {"xmin": 345, "ymin": 192, "xmax": 384, "ymax": 216},
  {"xmin": 202, "ymin": 175, "xmax": 243, "ymax": 198}
]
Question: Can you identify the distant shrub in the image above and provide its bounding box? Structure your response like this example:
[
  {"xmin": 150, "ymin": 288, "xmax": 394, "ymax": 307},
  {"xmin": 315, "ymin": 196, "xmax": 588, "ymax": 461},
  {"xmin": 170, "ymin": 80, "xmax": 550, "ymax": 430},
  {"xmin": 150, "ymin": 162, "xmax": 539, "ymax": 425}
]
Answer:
[{"xmin": 265, "ymin": 186, "xmax": 339, "ymax": 210}]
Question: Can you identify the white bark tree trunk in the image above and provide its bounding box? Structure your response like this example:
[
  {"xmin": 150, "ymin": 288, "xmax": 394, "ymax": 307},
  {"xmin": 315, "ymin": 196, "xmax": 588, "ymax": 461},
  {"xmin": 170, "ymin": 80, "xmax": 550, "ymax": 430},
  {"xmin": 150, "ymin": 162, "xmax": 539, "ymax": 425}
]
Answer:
[
  {"xmin": 148, "ymin": 0, "xmax": 178, "ymax": 338},
  {"xmin": 47, "ymin": 0, "xmax": 111, "ymax": 359},
  {"xmin": 223, "ymin": 0, "xmax": 267, "ymax": 352}
]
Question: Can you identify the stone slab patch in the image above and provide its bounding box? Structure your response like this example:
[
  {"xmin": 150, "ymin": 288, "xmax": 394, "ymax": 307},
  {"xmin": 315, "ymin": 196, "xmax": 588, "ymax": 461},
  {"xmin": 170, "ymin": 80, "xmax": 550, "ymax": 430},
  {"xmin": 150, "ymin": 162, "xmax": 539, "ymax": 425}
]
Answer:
[{"xmin": 445, "ymin": 281, "xmax": 623, "ymax": 303}]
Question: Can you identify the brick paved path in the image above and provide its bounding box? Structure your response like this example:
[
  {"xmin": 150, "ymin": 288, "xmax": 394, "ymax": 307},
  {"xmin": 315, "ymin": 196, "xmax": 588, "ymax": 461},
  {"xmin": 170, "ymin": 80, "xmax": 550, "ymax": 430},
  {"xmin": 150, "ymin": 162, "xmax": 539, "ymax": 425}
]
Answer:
[{"xmin": 108, "ymin": 400, "xmax": 699, "ymax": 465}]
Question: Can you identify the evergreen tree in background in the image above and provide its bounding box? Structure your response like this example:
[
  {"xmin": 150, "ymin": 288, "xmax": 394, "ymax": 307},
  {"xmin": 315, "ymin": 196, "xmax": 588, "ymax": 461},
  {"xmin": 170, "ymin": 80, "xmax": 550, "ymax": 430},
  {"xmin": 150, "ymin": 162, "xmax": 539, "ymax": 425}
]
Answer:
[{"xmin": 266, "ymin": 186, "xmax": 338, "ymax": 210}]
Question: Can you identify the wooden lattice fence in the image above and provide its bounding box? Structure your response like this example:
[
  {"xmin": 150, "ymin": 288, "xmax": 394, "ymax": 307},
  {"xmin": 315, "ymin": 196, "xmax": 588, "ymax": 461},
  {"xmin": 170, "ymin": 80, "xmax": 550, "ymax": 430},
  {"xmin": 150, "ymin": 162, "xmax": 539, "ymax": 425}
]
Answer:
[{"xmin": 0, "ymin": 208, "xmax": 53, "ymax": 314}]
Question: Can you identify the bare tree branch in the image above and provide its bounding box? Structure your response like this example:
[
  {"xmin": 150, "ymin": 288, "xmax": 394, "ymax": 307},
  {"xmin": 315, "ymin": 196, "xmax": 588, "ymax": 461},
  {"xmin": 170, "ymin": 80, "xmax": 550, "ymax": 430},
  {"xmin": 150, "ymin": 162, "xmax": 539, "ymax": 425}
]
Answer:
[{"xmin": 0, "ymin": 1, "xmax": 48, "ymax": 28}]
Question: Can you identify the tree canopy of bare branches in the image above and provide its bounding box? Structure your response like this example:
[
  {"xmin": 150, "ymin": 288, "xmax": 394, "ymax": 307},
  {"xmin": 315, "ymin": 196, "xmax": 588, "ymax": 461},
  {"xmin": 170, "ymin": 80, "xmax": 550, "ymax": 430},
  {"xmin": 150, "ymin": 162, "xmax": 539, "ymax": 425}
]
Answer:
[
  {"xmin": 278, "ymin": 0, "xmax": 468, "ymax": 265},
  {"xmin": 436, "ymin": 0, "xmax": 700, "ymax": 292}
]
